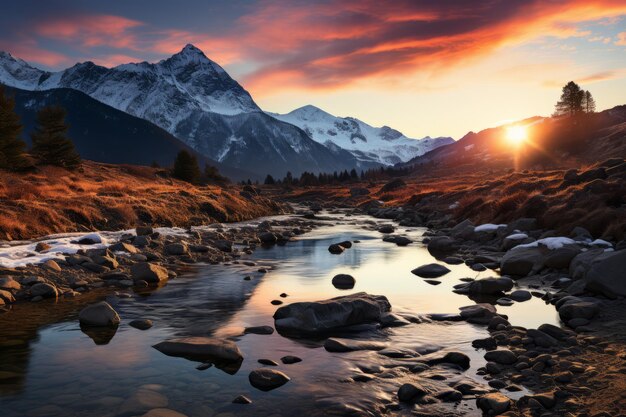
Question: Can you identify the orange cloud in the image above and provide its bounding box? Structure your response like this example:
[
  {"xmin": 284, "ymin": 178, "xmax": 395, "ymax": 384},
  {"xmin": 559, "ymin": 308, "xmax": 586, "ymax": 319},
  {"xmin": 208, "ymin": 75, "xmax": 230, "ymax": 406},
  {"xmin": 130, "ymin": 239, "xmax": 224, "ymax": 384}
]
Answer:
[
  {"xmin": 36, "ymin": 15, "xmax": 143, "ymax": 50},
  {"xmin": 617, "ymin": 31, "xmax": 626, "ymax": 45}
]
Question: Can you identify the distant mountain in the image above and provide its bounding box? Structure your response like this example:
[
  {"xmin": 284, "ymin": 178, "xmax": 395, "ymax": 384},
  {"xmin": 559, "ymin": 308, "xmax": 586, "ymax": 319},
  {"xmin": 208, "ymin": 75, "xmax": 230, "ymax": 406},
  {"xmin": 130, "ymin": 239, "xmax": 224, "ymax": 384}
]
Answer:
[
  {"xmin": 398, "ymin": 106, "xmax": 626, "ymax": 172},
  {"xmin": 0, "ymin": 46, "xmax": 366, "ymax": 177},
  {"xmin": 268, "ymin": 105, "xmax": 454, "ymax": 165},
  {"xmin": 2, "ymin": 84, "xmax": 258, "ymax": 180}
]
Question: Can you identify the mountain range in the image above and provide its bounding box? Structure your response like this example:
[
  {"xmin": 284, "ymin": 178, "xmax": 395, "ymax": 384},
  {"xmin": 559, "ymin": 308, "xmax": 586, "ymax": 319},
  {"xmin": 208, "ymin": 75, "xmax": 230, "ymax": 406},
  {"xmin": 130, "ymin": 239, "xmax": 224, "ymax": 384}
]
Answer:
[{"xmin": 0, "ymin": 45, "xmax": 452, "ymax": 178}]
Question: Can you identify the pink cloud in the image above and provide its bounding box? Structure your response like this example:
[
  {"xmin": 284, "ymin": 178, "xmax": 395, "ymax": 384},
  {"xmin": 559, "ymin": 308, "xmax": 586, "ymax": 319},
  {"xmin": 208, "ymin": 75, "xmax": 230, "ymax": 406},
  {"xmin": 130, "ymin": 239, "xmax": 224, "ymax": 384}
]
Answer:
[{"xmin": 36, "ymin": 15, "xmax": 143, "ymax": 49}]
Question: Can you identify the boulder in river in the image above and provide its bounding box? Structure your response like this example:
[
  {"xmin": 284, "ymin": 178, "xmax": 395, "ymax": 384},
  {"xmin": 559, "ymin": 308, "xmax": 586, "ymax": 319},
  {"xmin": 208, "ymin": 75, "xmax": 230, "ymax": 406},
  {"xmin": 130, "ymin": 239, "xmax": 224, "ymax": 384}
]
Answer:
[
  {"xmin": 30, "ymin": 282, "xmax": 58, "ymax": 298},
  {"xmin": 248, "ymin": 369, "xmax": 290, "ymax": 391},
  {"xmin": 332, "ymin": 274, "xmax": 356, "ymax": 289},
  {"xmin": 382, "ymin": 235, "xmax": 413, "ymax": 246},
  {"xmin": 273, "ymin": 292, "xmax": 391, "ymax": 335},
  {"xmin": 324, "ymin": 338, "xmax": 387, "ymax": 352},
  {"xmin": 153, "ymin": 337, "xmax": 243, "ymax": 371},
  {"xmin": 328, "ymin": 244, "xmax": 345, "ymax": 254},
  {"xmin": 411, "ymin": 263, "xmax": 451, "ymax": 278},
  {"xmin": 455, "ymin": 277, "xmax": 513, "ymax": 295},
  {"xmin": 79, "ymin": 301, "xmax": 121, "ymax": 327}
]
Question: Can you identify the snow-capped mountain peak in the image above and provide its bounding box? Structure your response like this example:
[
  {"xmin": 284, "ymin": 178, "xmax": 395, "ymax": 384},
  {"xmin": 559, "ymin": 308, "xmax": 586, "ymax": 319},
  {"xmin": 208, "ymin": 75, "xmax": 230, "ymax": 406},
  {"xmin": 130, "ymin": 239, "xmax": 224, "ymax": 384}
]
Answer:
[{"xmin": 269, "ymin": 105, "xmax": 454, "ymax": 165}]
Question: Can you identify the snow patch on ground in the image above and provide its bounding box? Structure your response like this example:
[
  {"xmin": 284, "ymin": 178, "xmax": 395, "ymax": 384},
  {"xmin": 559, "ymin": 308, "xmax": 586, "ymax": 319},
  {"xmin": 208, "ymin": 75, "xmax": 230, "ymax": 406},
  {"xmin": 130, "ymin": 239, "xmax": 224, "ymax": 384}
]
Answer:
[
  {"xmin": 513, "ymin": 237, "xmax": 576, "ymax": 250},
  {"xmin": 474, "ymin": 223, "xmax": 507, "ymax": 232},
  {"xmin": 506, "ymin": 233, "xmax": 528, "ymax": 240}
]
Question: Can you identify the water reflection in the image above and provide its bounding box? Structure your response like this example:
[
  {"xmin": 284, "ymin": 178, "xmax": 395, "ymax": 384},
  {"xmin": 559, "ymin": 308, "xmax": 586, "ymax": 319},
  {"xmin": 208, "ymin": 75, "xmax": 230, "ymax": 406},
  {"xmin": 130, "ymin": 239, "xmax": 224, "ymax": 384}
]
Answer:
[{"xmin": 0, "ymin": 212, "xmax": 560, "ymax": 417}]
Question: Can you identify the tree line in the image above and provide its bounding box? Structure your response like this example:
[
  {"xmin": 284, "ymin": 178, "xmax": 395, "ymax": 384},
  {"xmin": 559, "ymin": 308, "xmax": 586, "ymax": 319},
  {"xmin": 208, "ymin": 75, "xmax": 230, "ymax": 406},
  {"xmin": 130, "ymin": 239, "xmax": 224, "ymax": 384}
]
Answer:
[
  {"xmin": 0, "ymin": 86, "xmax": 80, "ymax": 171},
  {"xmin": 252, "ymin": 166, "xmax": 410, "ymax": 187}
]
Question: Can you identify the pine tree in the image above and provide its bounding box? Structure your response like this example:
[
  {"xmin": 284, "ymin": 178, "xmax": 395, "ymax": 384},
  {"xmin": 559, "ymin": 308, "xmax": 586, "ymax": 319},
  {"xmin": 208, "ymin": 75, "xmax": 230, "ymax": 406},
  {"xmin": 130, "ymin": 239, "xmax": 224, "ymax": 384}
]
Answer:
[
  {"xmin": 582, "ymin": 90, "xmax": 596, "ymax": 113},
  {"xmin": 0, "ymin": 86, "xmax": 31, "ymax": 171},
  {"xmin": 31, "ymin": 105, "xmax": 81, "ymax": 169},
  {"xmin": 264, "ymin": 174, "xmax": 275, "ymax": 185},
  {"xmin": 172, "ymin": 150, "xmax": 200, "ymax": 183},
  {"xmin": 553, "ymin": 81, "xmax": 584, "ymax": 117}
]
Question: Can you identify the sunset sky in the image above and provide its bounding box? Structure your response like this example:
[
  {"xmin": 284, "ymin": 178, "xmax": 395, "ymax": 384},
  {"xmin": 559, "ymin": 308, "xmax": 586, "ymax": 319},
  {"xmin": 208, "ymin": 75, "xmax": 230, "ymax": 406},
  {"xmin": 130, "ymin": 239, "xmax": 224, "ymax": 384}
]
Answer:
[{"xmin": 1, "ymin": 0, "xmax": 625, "ymax": 138}]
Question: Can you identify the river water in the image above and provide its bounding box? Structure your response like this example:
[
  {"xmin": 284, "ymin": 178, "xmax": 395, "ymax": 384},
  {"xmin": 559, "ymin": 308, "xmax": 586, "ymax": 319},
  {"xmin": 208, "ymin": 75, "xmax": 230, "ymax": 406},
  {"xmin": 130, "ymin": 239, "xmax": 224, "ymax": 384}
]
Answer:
[{"xmin": 0, "ymin": 211, "xmax": 559, "ymax": 417}]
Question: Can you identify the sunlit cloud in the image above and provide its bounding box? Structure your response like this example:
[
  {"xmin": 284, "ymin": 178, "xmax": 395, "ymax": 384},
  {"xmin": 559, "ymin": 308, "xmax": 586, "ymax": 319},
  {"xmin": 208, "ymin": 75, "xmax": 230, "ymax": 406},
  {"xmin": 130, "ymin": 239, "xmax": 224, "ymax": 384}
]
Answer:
[{"xmin": 616, "ymin": 31, "xmax": 626, "ymax": 45}]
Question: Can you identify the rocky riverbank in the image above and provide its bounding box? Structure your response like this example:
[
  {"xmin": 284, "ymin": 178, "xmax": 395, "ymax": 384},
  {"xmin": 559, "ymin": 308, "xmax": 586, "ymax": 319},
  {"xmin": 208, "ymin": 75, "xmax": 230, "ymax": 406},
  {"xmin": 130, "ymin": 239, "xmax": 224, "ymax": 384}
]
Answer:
[{"xmin": 0, "ymin": 214, "xmax": 319, "ymax": 308}]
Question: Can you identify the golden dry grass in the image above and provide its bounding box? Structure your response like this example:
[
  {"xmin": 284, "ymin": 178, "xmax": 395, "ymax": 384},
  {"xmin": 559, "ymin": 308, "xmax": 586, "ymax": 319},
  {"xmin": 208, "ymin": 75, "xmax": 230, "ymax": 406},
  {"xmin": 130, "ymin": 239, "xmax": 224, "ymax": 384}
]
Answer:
[{"xmin": 0, "ymin": 161, "xmax": 286, "ymax": 240}]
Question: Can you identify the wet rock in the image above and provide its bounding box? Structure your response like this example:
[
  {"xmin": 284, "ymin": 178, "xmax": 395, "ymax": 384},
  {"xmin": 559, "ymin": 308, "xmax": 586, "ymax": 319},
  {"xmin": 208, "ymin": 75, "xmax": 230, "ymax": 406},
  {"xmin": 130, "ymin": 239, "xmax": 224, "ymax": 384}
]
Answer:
[
  {"xmin": 500, "ymin": 247, "xmax": 544, "ymax": 276},
  {"xmin": 427, "ymin": 351, "xmax": 471, "ymax": 370},
  {"xmin": 328, "ymin": 244, "xmax": 345, "ymax": 254},
  {"xmin": 477, "ymin": 393, "xmax": 511, "ymax": 415},
  {"xmin": 411, "ymin": 263, "xmax": 451, "ymax": 278},
  {"xmin": 524, "ymin": 391, "xmax": 556, "ymax": 409},
  {"xmin": 397, "ymin": 382, "xmax": 427, "ymax": 402},
  {"xmin": 537, "ymin": 323, "xmax": 571, "ymax": 340},
  {"xmin": 129, "ymin": 319, "xmax": 153, "ymax": 330},
  {"xmin": 280, "ymin": 355, "xmax": 302, "ymax": 364},
  {"xmin": 259, "ymin": 232, "xmax": 278, "ymax": 244},
  {"xmin": 273, "ymin": 292, "xmax": 391, "ymax": 335},
  {"xmin": 131, "ymin": 262, "xmax": 168, "ymax": 283},
  {"xmin": 473, "ymin": 337, "xmax": 497, "ymax": 350},
  {"xmin": 153, "ymin": 337, "xmax": 243, "ymax": 364},
  {"xmin": 79, "ymin": 302, "xmax": 121, "ymax": 327},
  {"xmin": 30, "ymin": 282, "xmax": 58, "ymax": 298},
  {"xmin": 459, "ymin": 303, "xmax": 497, "ymax": 323},
  {"xmin": 509, "ymin": 290, "xmax": 532, "ymax": 302},
  {"xmin": 382, "ymin": 235, "xmax": 413, "ymax": 246},
  {"xmin": 484, "ymin": 349, "xmax": 517, "ymax": 365},
  {"xmin": 442, "ymin": 256, "xmax": 464, "ymax": 265},
  {"xmin": 424, "ymin": 279, "xmax": 441, "ymax": 286},
  {"xmin": 459, "ymin": 277, "xmax": 513, "ymax": 295},
  {"xmin": 378, "ymin": 225, "xmax": 395, "ymax": 234},
  {"xmin": 258, "ymin": 359, "xmax": 279, "ymax": 366},
  {"xmin": 232, "ymin": 395, "xmax": 252, "ymax": 404},
  {"xmin": 380, "ymin": 312, "xmax": 411, "ymax": 327},
  {"xmin": 244, "ymin": 325, "xmax": 274, "ymax": 335},
  {"xmin": 332, "ymin": 274, "xmax": 356, "ymax": 289},
  {"xmin": 324, "ymin": 338, "xmax": 387, "ymax": 352},
  {"xmin": 248, "ymin": 369, "xmax": 290, "ymax": 391}
]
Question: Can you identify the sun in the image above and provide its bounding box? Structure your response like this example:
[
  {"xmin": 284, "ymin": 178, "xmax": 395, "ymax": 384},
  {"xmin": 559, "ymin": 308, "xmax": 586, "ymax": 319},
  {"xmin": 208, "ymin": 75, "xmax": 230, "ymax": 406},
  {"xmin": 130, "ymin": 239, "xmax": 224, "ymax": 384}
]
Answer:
[{"xmin": 505, "ymin": 125, "xmax": 528, "ymax": 145}]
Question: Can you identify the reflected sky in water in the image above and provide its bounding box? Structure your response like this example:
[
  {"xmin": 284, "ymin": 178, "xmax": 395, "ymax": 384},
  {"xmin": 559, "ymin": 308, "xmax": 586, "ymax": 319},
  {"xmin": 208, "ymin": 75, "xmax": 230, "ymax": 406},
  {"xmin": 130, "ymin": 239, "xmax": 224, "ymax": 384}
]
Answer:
[{"xmin": 0, "ymin": 212, "xmax": 559, "ymax": 417}]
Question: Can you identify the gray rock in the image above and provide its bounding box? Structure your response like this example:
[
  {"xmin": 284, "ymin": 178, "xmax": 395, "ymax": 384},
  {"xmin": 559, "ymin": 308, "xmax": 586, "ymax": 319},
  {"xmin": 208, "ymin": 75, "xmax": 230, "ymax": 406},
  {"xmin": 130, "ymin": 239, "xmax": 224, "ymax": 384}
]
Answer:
[
  {"xmin": 557, "ymin": 298, "xmax": 600, "ymax": 321},
  {"xmin": 273, "ymin": 292, "xmax": 391, "ymax": 335},
  {"xmin": 585, "ymin": 249, "xmax": 626, "ymax": 297},
  {"xmin": 214, "ymin": 240, "xmax": 232, "ymax": 252},
  {"xmin": 411, "ymin": 263, "xmax": 451, "ymax": 278},
  {"xmin": 131, "ymin": 263, "xmax": 168, "ymax": 283},
  {"xmin": 248, "ymin": 369, "xmax": 290, "ymax": 391},
  {"xmin": 569, "ymin": 248, "xmax": 604, "ymax": 280},
  {"xmin": 465, "ymin": 277, "xmax": 514, "ymax": 295},
  {"xmin": 500, "ymin": 247, "xmax": 544, "ymax": 276},
  {"xmin": 427, "ymin": 351, "xmax": 470, "ymax": 370},
  {"xmin": 79, "ymin": 302, "xmax": 120, "ymax": 326},
  {"xmin": 544, "ymin": 245, "xmax": 581, "ymax": 269},
  {"xmin": 153, "ymin": 337, "xmax": 243, "ymax": 363},
  {"xmin": 232, "ymin": 395, "xmax": 252, "ymax": 404},
  {"xmin": 527, "ymin": 329, "xmax": 558, "ymax": 347},
  {"xmin": 509, "ymin": 289, "xmax": 532, "ymax": 301},
  {"xmin": 459, "ymin": 303, "xmax": 497, "ymax": 321},
  {"xmin": 280, "ymin": 355, "xmax": 302, "ymax": 364},
  {"xmin": 382, "ymin": 235, "xmax": 413, "ymax": 246},
  {"xmin": 259, "ymin": 232, "xmax": 278, "ymax": 244}
]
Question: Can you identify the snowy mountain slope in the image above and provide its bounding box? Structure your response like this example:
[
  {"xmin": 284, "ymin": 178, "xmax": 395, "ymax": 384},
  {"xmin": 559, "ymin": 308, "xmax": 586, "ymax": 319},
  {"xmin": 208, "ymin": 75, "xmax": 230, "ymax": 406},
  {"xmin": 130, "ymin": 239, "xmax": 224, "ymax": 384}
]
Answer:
[
  {"xmin": 268, "ymin": 105, "xmax": 454, "ymax": 165},
  {"xmin": 0, "ymin": 46, "xmax": 363, "ymax": 177}
]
